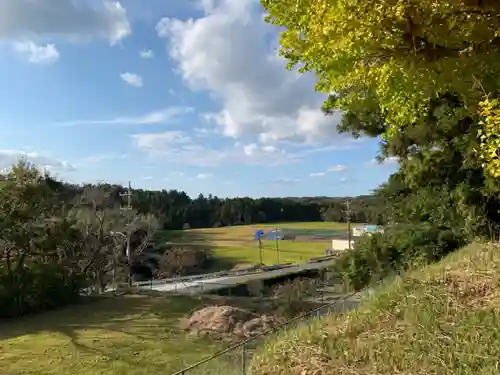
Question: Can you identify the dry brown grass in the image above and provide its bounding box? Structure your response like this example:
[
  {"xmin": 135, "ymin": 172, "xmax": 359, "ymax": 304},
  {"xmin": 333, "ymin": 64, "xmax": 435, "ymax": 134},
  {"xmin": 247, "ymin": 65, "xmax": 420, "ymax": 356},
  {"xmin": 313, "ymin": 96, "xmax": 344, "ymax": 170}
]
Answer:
[{"xmin": 250, "ymin": 242, "xmax": 500, "ymax": 375}]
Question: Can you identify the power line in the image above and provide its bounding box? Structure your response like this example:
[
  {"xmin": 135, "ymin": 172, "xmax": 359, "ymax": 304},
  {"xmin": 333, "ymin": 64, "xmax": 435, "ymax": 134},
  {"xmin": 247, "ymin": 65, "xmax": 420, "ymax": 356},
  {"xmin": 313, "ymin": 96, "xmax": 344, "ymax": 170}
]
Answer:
[
  {"xmin": 345, "ymin": 198, "xmax": 352, "ymax": 250},
  {"xmin": 119, "ymin": 181, "xmax": 133, "ymax": 287},
  {"xmin": 120, "ymin": 181, "xmax": 133, "ymax": 211}
]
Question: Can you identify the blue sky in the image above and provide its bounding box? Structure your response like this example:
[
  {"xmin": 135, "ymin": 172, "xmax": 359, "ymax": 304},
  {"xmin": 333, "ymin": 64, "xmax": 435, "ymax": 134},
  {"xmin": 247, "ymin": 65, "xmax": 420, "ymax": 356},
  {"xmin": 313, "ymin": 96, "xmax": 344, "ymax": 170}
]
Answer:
[{"xmin": 0, "ymin": 0, "xmax": 397, "ymax": 198}]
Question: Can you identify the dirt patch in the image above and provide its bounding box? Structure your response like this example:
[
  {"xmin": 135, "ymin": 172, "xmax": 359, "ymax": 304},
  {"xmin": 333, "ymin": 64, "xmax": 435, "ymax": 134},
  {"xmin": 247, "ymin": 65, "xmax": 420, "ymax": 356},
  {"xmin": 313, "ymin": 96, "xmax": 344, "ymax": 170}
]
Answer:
[{"xmin": 180, "ymin": 305, "xmax": 279, "ymax": 339}]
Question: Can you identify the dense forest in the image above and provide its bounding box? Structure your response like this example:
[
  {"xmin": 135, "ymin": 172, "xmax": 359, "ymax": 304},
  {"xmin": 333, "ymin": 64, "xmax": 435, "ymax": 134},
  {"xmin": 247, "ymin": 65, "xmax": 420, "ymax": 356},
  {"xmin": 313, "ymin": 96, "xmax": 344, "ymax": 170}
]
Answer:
[{"xmin": 57, "ymin": 182, "xmax": 385, "ymax": 229}]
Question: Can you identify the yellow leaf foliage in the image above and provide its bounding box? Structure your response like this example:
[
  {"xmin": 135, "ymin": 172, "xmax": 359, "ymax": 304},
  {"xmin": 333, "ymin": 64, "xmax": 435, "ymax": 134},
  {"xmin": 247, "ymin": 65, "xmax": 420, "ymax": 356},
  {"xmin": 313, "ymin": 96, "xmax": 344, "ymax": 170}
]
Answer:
[{"xmin": 478, "ymin": 98, "xmax": 500, "ymax": 178}]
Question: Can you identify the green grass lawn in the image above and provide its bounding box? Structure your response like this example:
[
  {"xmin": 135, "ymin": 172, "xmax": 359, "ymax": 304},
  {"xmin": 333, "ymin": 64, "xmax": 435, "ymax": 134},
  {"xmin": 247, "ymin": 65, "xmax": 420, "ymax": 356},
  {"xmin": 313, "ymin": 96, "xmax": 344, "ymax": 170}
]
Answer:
[
  {"xmin": 250, "ymin": 242, "xmax": 500, "ymax": 375},
  {"xmin": 159, "ymin": 222, "xmax": 348, "ymax": 266},
  {"xmin": 0, "ymin": 294, "xmax": 269, "ymax": 375}
]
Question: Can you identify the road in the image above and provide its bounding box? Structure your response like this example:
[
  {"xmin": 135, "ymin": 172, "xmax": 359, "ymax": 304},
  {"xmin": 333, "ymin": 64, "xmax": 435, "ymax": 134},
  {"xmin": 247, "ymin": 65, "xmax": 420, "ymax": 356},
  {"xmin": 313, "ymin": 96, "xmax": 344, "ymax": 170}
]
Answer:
[{"xmin": 135, "ymin": 258, "xmax": 338, "ymax": 295}]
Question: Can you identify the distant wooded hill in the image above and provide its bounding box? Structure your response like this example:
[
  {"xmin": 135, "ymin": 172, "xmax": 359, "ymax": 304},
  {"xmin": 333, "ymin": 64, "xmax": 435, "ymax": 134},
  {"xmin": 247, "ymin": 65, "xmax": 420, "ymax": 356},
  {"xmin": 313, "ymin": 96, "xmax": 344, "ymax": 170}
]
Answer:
[{"xmin": 52, "ymin": 181, "xmax": 385, "ymax": 230}]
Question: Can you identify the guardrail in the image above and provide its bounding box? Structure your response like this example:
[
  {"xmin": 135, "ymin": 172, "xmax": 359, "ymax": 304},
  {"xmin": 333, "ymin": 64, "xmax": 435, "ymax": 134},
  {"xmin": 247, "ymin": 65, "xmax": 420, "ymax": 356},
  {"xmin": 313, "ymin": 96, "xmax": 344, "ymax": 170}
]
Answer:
[{"xmin": 132, "ymin": 263, "xmax": 297, "ymax": 287}]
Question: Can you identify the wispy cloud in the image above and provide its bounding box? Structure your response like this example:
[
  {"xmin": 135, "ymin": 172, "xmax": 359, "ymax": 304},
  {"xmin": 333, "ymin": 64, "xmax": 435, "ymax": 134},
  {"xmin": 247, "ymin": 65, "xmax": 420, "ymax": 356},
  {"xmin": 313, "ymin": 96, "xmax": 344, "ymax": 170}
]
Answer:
[
  {"xmin": 308, "ymin": 164, "xmax": 348, "ymax": 178},
  {"xmin": 14, "ymin": 41, "xmax": 59, "ymax": 64},
  {"xmin": 0, "ymin": 149, "xmax": 74, "ymax": 172},
  {"xmin": 74, "ymin": 153, "xmax": 128, "ymax": 167},
  {"xmin": 120, "ymin": 72, "xmax": 143, "ymax": 87},
  {"xmin": 132, "ymin": 130, "xmax": 300, "ymax": 167},
  {"xmin": 57, "ymin": 106, "xmax": 194, "ymax": 127},
  {"xmin": 131, "ymin": 131, "xmax": 191, "ymax": 150},
  {"xmin": 272, "ymin": 177, "xmax": 301, "ymax": 185},
  {"xmin": 309, "ymin": 172, "xmax": 325, "ymax": 177},
  {"xmin": 196, "ymin": 173, "xmax": 213, "ymax": 179},
  {"xmin": 367, "ymin": 156, "xmax": 399, "ymax": 166},
  {"xmin": 140, "ymin": 49, "xmax": 154, "ymax": 58},
  {"xmin": 327, "ymin": 164, "xmax": 348, "ymax": 172}
]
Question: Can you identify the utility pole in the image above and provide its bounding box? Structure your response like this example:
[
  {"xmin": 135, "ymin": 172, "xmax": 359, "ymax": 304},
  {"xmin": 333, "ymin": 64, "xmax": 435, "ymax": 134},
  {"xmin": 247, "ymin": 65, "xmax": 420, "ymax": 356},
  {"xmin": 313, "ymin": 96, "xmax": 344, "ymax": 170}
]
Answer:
[
  {"xmin": 275, "ymin": 227, "xmax": 280, "ymax": 264},
  {"xmin": 345, "ymin": 198, "xmax": 352, "ymax": 250},
  {"xmin": 258, "ymin": 238, "xmax": 263, "ymax": 266},
  {"xmin": 120, "ymin": 181, "xmax": 133, "ymax": 287}
]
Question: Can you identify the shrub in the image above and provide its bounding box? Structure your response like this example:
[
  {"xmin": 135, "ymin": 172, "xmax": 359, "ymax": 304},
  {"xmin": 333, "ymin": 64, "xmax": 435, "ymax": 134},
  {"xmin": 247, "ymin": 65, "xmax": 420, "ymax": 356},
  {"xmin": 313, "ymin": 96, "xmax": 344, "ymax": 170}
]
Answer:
[
  {"xmin": 333, "ymin": 224, "xmax": 467, "ymax": 291},
  {"xmin": 272, "ymin": 278, "xmax": 319, "ymax": 317},
  {"xmin": 157, "ymin": 247, "xmax": 212, "ymax": 277}
]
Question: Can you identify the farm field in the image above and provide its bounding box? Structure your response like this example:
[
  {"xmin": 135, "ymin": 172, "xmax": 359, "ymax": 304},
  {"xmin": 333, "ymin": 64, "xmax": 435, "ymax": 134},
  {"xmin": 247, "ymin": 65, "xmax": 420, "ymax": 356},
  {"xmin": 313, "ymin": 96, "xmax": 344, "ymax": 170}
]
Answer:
[
  {"xmin": 160, "ymin": 222, "xmax": 350, "ymax": 266},
  {"xmin": 0, "ymin": 294, "xmax": 276, "ymax": 375}
]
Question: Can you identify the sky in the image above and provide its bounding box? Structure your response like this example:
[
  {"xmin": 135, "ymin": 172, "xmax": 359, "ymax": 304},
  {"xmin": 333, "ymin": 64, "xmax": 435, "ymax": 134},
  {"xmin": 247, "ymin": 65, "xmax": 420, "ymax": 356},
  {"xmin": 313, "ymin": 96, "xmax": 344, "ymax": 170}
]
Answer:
[{"xmin": 0, "ymin": 0, "xmax": 397, "ymax": 198}]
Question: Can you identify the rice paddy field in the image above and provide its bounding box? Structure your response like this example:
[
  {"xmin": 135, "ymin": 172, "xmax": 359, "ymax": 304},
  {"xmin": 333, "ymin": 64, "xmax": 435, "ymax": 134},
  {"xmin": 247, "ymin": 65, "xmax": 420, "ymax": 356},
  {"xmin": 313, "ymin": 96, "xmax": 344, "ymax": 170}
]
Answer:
[{"xmin": 159, "ymin": 222, "xmax": 350, "ymax": 266}]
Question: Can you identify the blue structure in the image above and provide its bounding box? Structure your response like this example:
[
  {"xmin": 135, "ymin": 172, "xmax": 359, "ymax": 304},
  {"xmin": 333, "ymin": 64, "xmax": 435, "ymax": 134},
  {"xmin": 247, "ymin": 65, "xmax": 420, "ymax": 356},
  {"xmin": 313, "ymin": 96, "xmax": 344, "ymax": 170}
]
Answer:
[
  {"xmin": 255, "ymin": 229, "xmax": 265, "ymax": 240},
  {"xmin": 266, "ymin": 229, "xmax": 283, "ymax": 240}
]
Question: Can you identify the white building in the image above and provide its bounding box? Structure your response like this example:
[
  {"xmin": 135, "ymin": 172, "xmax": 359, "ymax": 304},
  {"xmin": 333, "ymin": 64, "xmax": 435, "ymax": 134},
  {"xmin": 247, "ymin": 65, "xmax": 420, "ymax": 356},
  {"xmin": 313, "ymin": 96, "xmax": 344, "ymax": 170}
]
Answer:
[
  {"xmin": 352, "ymin": 224, "xmax": 384, "ymax": 237},
  {"xmin": 331, "ymin": 239, "xmax": 356, "ymax": 251}
]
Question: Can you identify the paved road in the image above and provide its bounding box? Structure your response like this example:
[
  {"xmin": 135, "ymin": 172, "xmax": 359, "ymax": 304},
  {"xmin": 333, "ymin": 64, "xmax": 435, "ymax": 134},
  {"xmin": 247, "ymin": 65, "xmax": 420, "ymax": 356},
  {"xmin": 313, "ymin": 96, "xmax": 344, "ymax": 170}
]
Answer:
[{"xmin": 136, "ymin": 258, "xmax": 338, "ymax": 295}]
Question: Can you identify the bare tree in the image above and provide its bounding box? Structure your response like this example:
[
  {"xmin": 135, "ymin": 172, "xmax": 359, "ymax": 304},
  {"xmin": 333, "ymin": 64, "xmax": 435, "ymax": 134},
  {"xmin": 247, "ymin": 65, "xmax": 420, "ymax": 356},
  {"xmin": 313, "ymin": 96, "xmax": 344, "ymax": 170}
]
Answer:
[{"xmin": 70, "ymin": 185, "xmax": 157, "ymax": 292}]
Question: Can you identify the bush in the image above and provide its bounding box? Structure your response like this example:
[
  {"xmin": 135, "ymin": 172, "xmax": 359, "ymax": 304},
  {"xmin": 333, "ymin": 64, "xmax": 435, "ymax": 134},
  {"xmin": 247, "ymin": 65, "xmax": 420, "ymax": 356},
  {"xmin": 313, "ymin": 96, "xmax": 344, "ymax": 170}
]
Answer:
[
  {"xmin": 0, "ymin": 263, "xmax": 86, "ymax": 318},
  {"xmin": 157, "ymin": 247, "xmax": 212, "ymax": 277},
  {"xmin": 272, "ymin": 278, "xmax": 319, "ymax": 317},
  {"xmin": 333, "ymin": 224, "xmax": 467, "ymax": 291}
]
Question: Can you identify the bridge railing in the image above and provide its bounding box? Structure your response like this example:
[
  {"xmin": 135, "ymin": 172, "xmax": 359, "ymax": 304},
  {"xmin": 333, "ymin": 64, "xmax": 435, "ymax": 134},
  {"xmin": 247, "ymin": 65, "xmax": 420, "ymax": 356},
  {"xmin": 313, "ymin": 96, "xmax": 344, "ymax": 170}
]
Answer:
[{"xmin": 132, "ymin": 255, "xmax": 338, "ymax": 288}]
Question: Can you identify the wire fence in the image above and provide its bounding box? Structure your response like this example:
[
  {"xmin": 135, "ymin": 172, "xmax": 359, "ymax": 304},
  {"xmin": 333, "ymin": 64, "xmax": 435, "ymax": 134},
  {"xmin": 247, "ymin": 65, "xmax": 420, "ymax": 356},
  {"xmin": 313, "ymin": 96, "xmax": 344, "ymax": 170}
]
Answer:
[{"xmin": 170, "ymin": 295, "xmax": 358, "ymax": 375}]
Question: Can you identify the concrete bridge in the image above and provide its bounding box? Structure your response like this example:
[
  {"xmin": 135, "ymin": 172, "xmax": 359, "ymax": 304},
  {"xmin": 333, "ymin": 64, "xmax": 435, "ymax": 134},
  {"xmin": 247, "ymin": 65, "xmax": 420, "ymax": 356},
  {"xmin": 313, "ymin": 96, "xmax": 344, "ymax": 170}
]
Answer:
[{"xmin": 132, "ymin": 257, "xmax": 338, "ymax": 295}]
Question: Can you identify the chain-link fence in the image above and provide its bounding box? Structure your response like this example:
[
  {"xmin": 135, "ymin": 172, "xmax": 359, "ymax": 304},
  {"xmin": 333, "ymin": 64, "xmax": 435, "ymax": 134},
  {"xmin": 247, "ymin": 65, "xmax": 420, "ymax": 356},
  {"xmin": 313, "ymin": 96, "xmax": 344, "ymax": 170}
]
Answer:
[{"xmin": 170, "ymin": 296, "xmax": 358, "ymax": 375}]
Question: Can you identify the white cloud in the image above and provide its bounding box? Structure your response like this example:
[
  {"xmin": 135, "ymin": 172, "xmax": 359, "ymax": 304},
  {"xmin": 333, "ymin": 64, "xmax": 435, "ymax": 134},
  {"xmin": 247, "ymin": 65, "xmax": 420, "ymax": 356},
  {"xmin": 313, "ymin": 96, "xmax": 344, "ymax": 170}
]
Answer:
[
  {"xmin": 272, "ymin": 177, "xmax": 301, "ymax": 185},
  {"xmin": 310, "ymin": 172, "xmax": 325, "ymax": 177},
  {"xmin": 0, "ymin": 0, "xmax": 131, "ymax": 45},
  {"xmin": 157, "ymin": 0, "xmax": 346, "ymax": 146},
  {"xmin": 58, "ymin": 106, "xmax": 193, "ymax": 126},
  {"xmin": 367, "ymin": 156, "xmax": 400, "ymax": 166},
  {"xmin": 0, "ymin": 149, "xmax": 74, "ymax": 173},
  {"xmin": 131, "ymin": 131, "xmax": 191, "ymax": 150},
  {"xmin": 13, "ymin": 40, "xmax": 59, "ymax": 64},
  {"xmin": 74, "ymin": 152, "xmax": 128, "ymax": 167},
  {"xmin": 120, "ymin": 72, "xmax": 143, "ymax": 87},
  {"xmin": 140, "ymin": 49, "xmax": 154, "ymax": 58},
  {"xmin": 328, "ymin": 164, "xmax": 347, "ymax": 172},
  {"xmin": 196, "ymin": 173, "xmax": 213, "ymax": 179},
  {"xmin": 131, "ymin": 130, "xmax": 298, "ymax": 167},
  {"xmin": 384, "ymin": 156, "xmax": 399, "ymax": 164}
]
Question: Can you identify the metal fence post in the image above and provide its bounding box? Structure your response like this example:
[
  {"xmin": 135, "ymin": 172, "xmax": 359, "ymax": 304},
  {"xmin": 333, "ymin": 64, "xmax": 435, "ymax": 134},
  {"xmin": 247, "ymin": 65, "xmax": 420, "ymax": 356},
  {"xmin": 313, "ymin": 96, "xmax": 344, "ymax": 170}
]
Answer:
[{"xmin": 241, "ymin": 342, "xmax": 246, "ymax": 374}]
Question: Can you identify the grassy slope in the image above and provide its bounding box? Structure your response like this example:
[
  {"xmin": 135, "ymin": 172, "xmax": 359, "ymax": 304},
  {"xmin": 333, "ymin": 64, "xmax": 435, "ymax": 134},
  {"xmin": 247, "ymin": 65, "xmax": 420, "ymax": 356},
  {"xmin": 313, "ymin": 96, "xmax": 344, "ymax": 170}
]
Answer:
[
  {"xmin": 0, "ymin": 294, "xmax": 270, "ymax": 375},
  {"xmin": 161, "ymin": 222, "xmax": 348, "ymax": 265},
  {"xmin": 250, "ymin": 242, "xmax": 500, "ymax": 375}
]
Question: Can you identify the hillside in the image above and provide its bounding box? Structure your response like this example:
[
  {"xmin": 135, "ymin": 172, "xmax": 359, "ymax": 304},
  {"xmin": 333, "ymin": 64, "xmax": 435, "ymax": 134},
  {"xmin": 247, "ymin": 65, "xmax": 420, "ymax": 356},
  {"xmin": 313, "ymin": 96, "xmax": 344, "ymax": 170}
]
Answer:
[{"xmin": 250, "ymin": 242, "xmax": 500, "ymax": 375}]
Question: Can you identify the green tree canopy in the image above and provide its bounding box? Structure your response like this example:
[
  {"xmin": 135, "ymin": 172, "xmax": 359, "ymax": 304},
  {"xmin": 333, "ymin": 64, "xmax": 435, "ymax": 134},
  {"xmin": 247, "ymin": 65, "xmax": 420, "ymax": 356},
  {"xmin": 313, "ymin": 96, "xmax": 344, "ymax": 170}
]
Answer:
[
  {"xmin": 262, "ymin": 0, "xmax": 500, "ymax": 120},
  {"xmin": 261, "ymin": 0, "xmax": 500, "ymax": 238},
  {"xmin": 261, "ymin": 0, "xmax": 500, "ymax": 175}
]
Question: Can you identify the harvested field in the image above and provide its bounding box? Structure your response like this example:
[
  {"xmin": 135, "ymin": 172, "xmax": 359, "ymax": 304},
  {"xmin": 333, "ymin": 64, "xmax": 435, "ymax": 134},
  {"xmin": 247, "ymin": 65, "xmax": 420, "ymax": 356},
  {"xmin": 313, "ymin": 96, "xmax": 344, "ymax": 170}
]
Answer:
[{"xmin": 158, "ymin": 222, "xmax": 352, "ymax": 266}]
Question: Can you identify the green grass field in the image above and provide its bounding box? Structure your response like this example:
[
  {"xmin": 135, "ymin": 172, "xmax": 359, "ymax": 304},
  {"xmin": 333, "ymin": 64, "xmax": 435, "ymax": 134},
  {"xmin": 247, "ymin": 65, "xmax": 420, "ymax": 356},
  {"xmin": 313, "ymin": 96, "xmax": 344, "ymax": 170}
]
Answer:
[
  {"xmin": 0, "ymin": 294, "xmax": 273, "ymax": 375},
  {"xmin": 159, "ymin": 222, "xmax": 349, "ymax": 266},
  {"xmin": 250, "ymin": 242, "xmax": 500, "ymax": 375}
]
